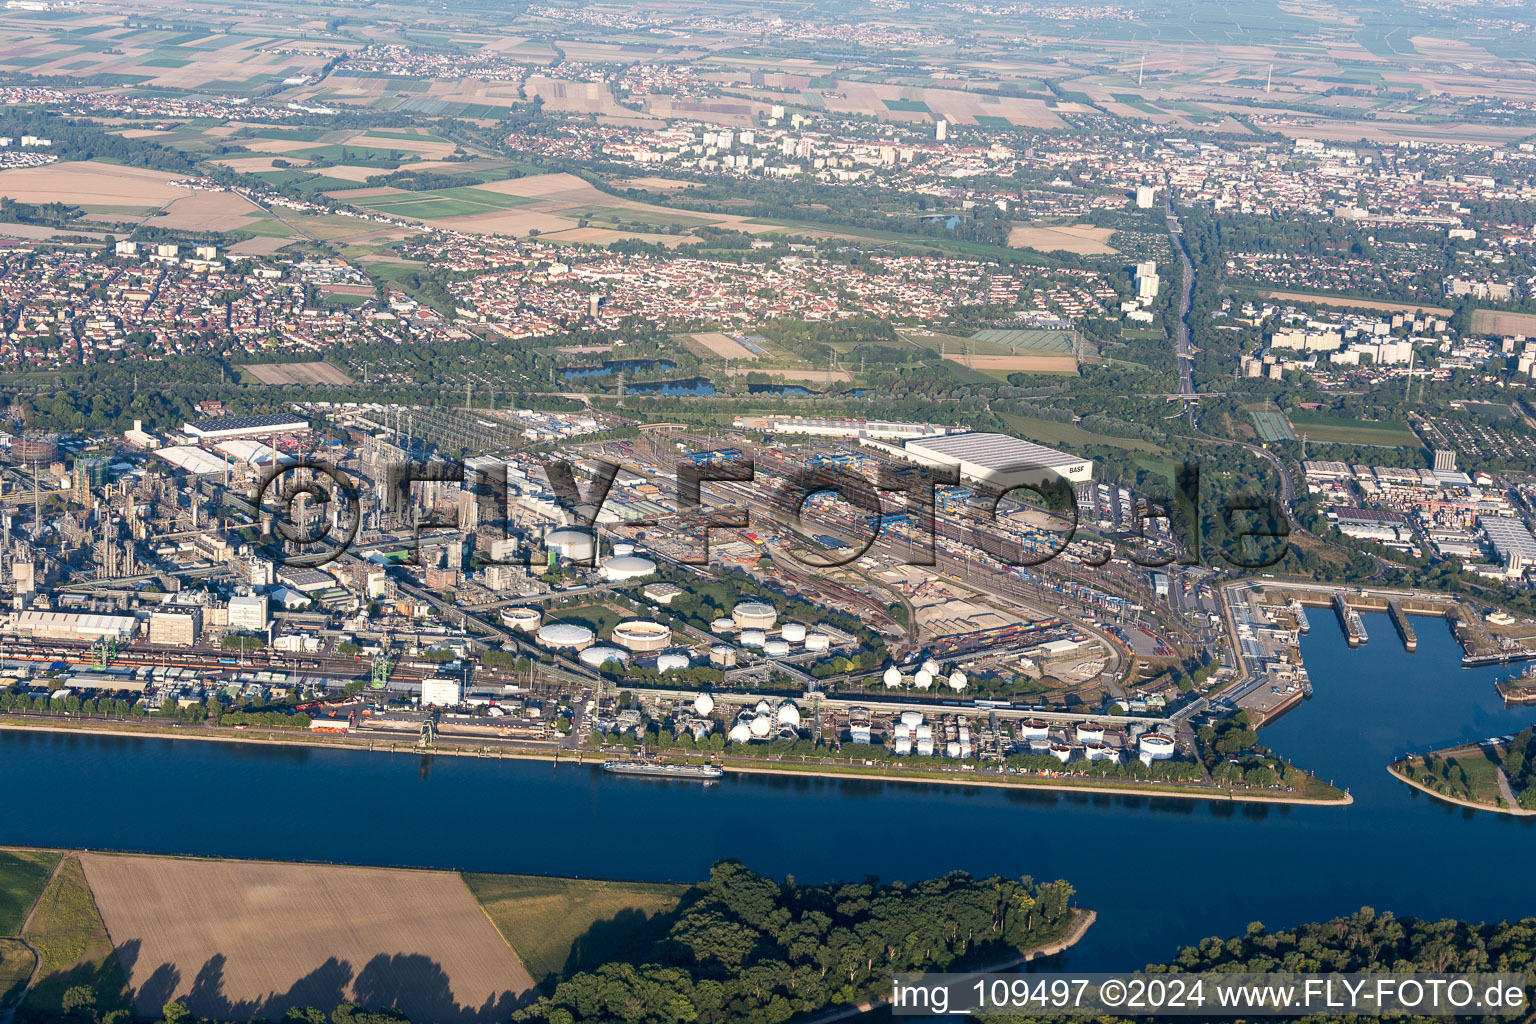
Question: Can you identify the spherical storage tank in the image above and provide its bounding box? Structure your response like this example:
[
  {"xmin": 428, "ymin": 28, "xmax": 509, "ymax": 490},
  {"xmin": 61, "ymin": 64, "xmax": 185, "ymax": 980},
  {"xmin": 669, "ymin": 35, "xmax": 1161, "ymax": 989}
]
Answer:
[
  {"xmin": 776, "ymin": 702, "xmax": 801, "ymax": 727},
  {"xmin": 922, "ymin": 659, "xmax": 941, "ymax": 677},
  {"xmin": 578, "ymin": 645, "xmax": 629, "ymax": 669},
  {"xmin": 913, "ymin": 669, "xmax": 934, "ymax": 690},
  {"xmin": 804, "ymin": 633, "xmax": 830, "ymax": 652},
  {"xmin": 537, "ymin": 622, "xmax": 595, "ymax": 650},
  {"xmin": 740, "ymin": 629, "xmax": 766, "ymax": 648},
  {"xmin": 728, "ymin": 722, "xmax": 753, "ymax": 743},
  {"xmin": 694, "ymin": 693, "xmax": 715, "ymax": 716},
  {"xmin": 763, "ymin": 639, "xmax": 791, "ymax": 657},
  {"xmin": 732, "ymin": 601, "xmax": 777, "ymax": 630},
  {"xmin": 750, "ymin": 714, "xmax": 772, "ymax": 737},
  {"xmin": 883, "ymin": 666, "xmax": 902, "ymax": 687},
  {"xmin": 947, "ymin": 671, "xmax": 967, "ymax": 692},
  {"xmin": 545, "ymin": 528, "xmax": 595, "ymax": 561},
  {"xmin": 656, "ymin": 652, "xmax": 691, "ymax": 673},
  {"xmin": 500, "ymin": 607, "xmax": 541, "ymax": 632},
  {"xmin": 600, "ymin": 555, "xmax": 656, "ymax": 581},
  {"xmin": 780, "ymin": 622, "xmax": 807, "ymax": 644},
  {"xmin": 611, "ymin": 620, "xmax": 671, "ymax": 652}
]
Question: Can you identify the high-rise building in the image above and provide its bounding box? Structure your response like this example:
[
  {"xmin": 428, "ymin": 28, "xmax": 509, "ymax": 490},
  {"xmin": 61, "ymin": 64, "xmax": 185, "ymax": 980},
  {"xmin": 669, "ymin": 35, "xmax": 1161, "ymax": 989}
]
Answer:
[
  {"xmin": 1136, "ymin": 185, "xmax": 1156, "ymax": 208},
  {"xmin": 934, "ymin": 118, "xmax": 948, "ymax": 142},
  {"xmin": 1433, "ymin": 449, "xmax": 1457, "ymax": 472}
]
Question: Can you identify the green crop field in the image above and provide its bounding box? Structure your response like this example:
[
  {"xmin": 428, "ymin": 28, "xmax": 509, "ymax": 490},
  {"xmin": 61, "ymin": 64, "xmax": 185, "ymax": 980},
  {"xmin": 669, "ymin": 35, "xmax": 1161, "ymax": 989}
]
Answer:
[
  {"xmin": 883, "ymin": 99, "xmax": 932, "ymax": 112},
  {"xmin": 20, "ymin": 857, "xmax": 130, "ymax": 1020},
  {"xmin": 562, "ymin": 205, "xmax": 716, "ymax": 229},
  {"xmin": 0, "ymin": 940, "xmax": 33, "ymax": 1017},
  {"xmin": 0, "ymin": 849, "xmax": 59, "ymax": 936},
  {"xmin": 348, "ymin": 186, "xmax": 535, "ymax": 220},
  {"xmin": 461, "ymin": 873, "xmax": 686, "ymax": 988},
  {"xmin": 974, "ymin": 114, "xmax": 1011, "ymax": 127},
  {"xmin": 1287, "ymin": 413, "xmax": 1419, "ymax": 448}
]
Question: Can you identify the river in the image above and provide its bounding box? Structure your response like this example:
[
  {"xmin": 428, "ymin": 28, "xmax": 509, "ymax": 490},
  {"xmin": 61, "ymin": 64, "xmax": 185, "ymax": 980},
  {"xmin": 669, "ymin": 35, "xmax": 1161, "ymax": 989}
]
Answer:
[{"xmin": 1, "ymin": 612, "xmax": 1531, "ymax": 970}]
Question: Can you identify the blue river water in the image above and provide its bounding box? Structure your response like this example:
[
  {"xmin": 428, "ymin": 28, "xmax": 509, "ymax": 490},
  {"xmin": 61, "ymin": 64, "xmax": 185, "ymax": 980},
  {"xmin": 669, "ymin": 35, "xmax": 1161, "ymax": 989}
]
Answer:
[{"xmin": 1, "ymin": 612, "xmax": 1532, "ymax": 970}]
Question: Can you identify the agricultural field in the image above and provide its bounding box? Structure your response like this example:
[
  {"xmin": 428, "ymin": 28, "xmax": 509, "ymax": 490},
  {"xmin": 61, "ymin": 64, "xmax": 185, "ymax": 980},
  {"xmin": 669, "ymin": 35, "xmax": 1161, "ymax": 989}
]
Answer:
[
  {"xmin": 0, "ymin": 848, "xmax": 59, "ymax": 936},
  {"xmin": 1247, "ymin": 405, "xmax": 1297, "ymax": 442},
  {"xmin": 0, "ymin": 162, "xmax": 188, "ymax": 208},
  {"xmin": 1008, "ymin": 223, "xmax": 1119, "ymax": 255},
  {"xmin": 1260, "ymin": 290, "xmax": 1452, "ymax": 316},
  {"xmin": 1471, "ymin": 310, "xmax": 1536, "ymax": 337},
  {"xmin": 80, "ymin": 854, "xmax": 533, "ymax": 1023},
  {"xmin": 684, "ymin": 332, "xmax": 759, "ymax": 361},
  {"xmin": 242, "ymin": 362, "xmax": 356, "ymax": 386},
  {"xmin": 20, "ymin": 856, "xmax": 130, "ymax": 1021},
  {"xmin": 0, "ymin": 939, "xmax": 32, "ymax": 1017},
  {"xmin": 461, "ymin": 873, "xmax": 686, "ymax": 988},
  {"xmin": 1286, "ymin": 412, "xmax": 1419, "ymax": 447}
]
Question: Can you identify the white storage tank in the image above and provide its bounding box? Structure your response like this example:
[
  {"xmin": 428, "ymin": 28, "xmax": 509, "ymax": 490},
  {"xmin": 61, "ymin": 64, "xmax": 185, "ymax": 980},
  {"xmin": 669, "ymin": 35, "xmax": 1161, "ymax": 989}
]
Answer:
[
  {"xmin": 916, "ymin": 737, "xmax": 934, "ymax": 756},
  {"xmin": 611, "ymin": 620, "xmax": 671, "ymax": 652},
  {"xmin": 612, "ymin": 542, "xmax": 636, "ymax": 557},
  {"xmin": 1084, "ymin": 742, "xmax": 1118, "ymax": 763},
  {"xmin": 922, "ymin": 659, "xmax": 941, "ymax": 676},
  {"xmin": 1050, "ymin": 744, "xmax": 1073, "ymax": 763},
  {"xmin": 1028, "ymin": 737, "xmax": 1052, "ymax": 752},
  {"xmin": 500, "ymin": 607, "xmax": 541, "ymax": 631},
  {"xmin": 732, "ymin": 601, "xmax": 778, "ymax": 629},
  {"xmin": 1139, "ymin": 733, "xmax": 1175, "ymax": 760},
  {"xmin": 740, "ymin": 629, "xmax": 766, "ymax": 648},
  {"xmin": 1076, "ymin": 723, "xmax": 1106, "ymax": 744},
  {"xmin": 600, "ymin": 555, "xmax": 656, "ymax": 581},
  {"xmin": 537, "ymin": 622, "xmax": 595, "ymax": 650},
  {"xmin": 780, "ymin": 622, "xmax": 807, "ymax": 643},
  {"xmin": 914, "ymin": 669, "xmax": 934, "ymax": 690},
  {"xmin": 946, "ymin": 740, "xmax": 961, "ymax": 758},
  {"xmin": 894, "ymin": 735, "xmax": 913, "ymax": 755},
  {"xmin": 709, "ymin": 645, "xmax": 736, "ymax": 667},
  {"xmin": 947, "ymin": 670, "xmax": 967, "ymax": 692},
  {"xmin": 578, "ymin": 645, "xmax": 629, "ymax": 669},
  {"xmin": 883, "ymin": 666, "xmax": 902, "ymax": 687},
  {"xmin": 899, "ymin": 711, "xmax": 923, "ymax": 728},
  {"xmin": 545, "ymin": 528, "xmax": 595, "ymax": 561},
  {"xmin": 763, "ymin": 639, "xmax": 791, "ymax": 657},
  {"xmin": 750, "ymin": 714, "xmax": 772, "ymax": 737},
  {"xmin": 1018, "ymin": 718, "xmax": 1050, "ymax": 739},
  {"xmin": 776, "ymin": 702, "xmax": 801, "ymax": 727},
  {"xmin": 729, "ymin": 722, "xmax": 753, "ymax": 743},
  {"xmin": 804, "ymin": 632, "xmax": 830, "ymax": 652},
  {"xmin": 694, "ymin": 692, "xmax": 715, "ymax": 716},
  {"xmin": 712, "ymin": 617, "xmax": 736, "ymax": 633},
  {"xmin": 656, "ymin": 652, "xmax": 691, "ymax": 673}
]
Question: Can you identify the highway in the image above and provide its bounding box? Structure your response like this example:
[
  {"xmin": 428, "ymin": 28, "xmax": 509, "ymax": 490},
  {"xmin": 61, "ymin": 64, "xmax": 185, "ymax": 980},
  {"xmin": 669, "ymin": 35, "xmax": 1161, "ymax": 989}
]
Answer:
[{"xmin": 1166, "ymin": 198, "xmax": 1196, "ymax": 399}]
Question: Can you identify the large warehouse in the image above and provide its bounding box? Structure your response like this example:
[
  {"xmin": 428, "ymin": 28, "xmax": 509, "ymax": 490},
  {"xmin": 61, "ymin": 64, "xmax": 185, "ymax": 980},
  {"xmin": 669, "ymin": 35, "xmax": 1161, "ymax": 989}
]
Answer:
[
  {"xmin": 183, "ymin": 413, "xmax": 310, "ymax": 442},
  {"xmin": 900, "ymin": 432, "xmax": 1093, "ymax": 490}
]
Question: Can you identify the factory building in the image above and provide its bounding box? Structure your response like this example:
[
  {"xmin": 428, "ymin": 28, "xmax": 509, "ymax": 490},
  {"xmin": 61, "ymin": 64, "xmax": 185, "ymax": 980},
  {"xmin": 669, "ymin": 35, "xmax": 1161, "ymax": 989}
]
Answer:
[
  {"xmin": 421, "ymin": 676, "xmax": 464, "ymax": 706},
  {"xmin": 227, "ymin": 594, "xmax": 269, "ymax": 632},
  {"xmin": 148, "ymin": 609, "xmax": 200, "ymax": 647},
  {"xmin": 899, "ymin": 432, "xmax": 1093, "ymax": 490},
  {"xmin": 12, "ymin": 610, "xmax": 137, "ymax": 641},
  {"xmin": 182, "ymin": 413, "xmax": 310, "ymax": 442},
  {"xmin": 1480, "ymin": 516, "xmax": 1536, "ymax": 576}
]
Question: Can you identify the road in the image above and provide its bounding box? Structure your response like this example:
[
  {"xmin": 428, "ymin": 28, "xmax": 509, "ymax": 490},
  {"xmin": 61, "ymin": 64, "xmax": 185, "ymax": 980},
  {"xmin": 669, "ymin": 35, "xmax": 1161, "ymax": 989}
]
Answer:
[{"xmin": 1166, "ymin": 199, "xmax": 1196, "ymax": 399}]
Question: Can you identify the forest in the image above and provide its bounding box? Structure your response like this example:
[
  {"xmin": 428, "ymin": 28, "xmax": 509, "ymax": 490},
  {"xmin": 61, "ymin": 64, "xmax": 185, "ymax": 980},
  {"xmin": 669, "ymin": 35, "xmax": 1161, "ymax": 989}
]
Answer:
[
  {"xmin": 514, "ymin": 860, "xmax": 1081, "ymax": 1024},
  {"xmin": 998, "ymin": 908, "xmax": 1536, "ymax": 1024}
]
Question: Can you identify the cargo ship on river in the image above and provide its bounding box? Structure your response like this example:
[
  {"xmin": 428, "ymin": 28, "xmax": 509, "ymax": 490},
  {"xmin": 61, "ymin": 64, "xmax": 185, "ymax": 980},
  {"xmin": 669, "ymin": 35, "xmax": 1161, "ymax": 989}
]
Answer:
[{"xmin": 602, "ymin": 759, "xmax": 723, "ymax": 781}]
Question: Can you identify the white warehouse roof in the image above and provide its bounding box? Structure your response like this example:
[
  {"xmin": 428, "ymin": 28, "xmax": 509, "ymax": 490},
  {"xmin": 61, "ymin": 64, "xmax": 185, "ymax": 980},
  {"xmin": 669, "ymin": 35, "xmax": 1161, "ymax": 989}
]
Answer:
[{"xmin": 902, "ymin": 432, "xmax": 1092, "ymax": 489}]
